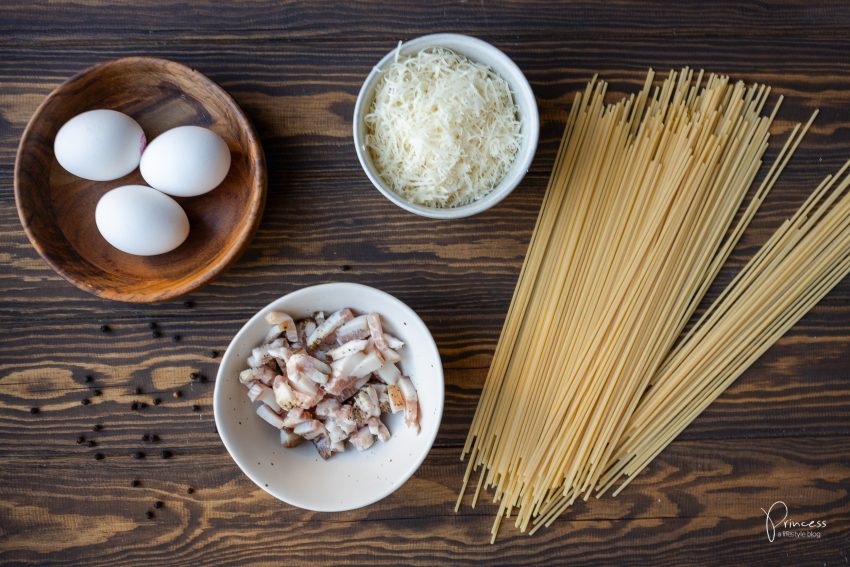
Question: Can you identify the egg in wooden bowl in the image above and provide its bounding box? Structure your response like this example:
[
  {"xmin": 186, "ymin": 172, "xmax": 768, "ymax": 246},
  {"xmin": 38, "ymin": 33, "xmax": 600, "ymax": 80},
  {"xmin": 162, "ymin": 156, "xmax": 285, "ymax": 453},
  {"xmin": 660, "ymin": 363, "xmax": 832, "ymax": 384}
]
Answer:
[{"xmin": 14, "ymin": 56, "xmax": 266, "ymax": 303}]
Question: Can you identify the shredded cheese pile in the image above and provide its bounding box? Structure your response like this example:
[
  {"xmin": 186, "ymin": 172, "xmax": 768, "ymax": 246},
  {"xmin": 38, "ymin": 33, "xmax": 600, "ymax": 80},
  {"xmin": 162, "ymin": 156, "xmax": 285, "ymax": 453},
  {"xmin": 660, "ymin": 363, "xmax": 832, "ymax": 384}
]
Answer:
[{"xmin": 365, "ymin": 47, "xmax": 522, "ymax": 208}]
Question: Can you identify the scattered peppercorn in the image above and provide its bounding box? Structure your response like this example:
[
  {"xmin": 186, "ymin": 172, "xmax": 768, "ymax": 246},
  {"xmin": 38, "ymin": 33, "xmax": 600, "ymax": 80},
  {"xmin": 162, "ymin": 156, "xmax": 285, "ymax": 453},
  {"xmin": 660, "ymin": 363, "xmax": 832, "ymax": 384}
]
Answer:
[
  {"xmin": 94, "ymin": 453, "xmax": 104, "ymax": 460},
  {"xmin": 148, "ymin": 322, "xmax": 158, "ymax": 330},
  {"xmin": 153, "ymin": 398, "xmax": 162, "ymax": 406},
  {"xmin": 209, "ymin": 350, "xmax": 219, "ymax": 359},
  {"xmin": 93, "ymin": 389, "xmax": 102, "ymax": 397},
  {"xmin": 151, "ymin": 434, "xmax": 160, "ymax": 442},
  {"xmin": 87, "ymin": 440, "xmax": 96, "ymax": 448},
  {"xmin": 161, "ymin": 450, "xmax": 173, "ymax": 459},
  {"xmin": 81, "ymin": 398, "xmax": 90, "ymax": 406},
  {"xmin": 135, "ymin": 386, "xmax": 143, "ymax": 395},
  {"xmin": 199, "ymin": 374, "xmax": 208, "ymax": 383},
  {"xmin": 131, "ymin": 401, "xmax": 140, "ymax": 410},
  {"xmin": 131, "ymin": 479, "xmax": 141, "ymax": 487},
  {"xmin": 142, "ymin": 434, "xmax": 150, "ymax": 442},
  {"xmin": 152, "ymin": 330, "xmax": 162, "ymax": 338},
  {"xmin": 76, "ymin": 436, "xmax": 85, "ymax": 444},
  {"xmin": 183, "ymin": 300, "xmax": 194, "ymax": 309},
  {"xmin": 93, "ymin": 424, "xmax": 103, "ymax": 432},
  {"xmin": 192, "ymin": 404, "xmax": 200, "ymax": 412},
  {"xmin": 190, "ymin": 372, "xmax": 200, "ymax": 381},
  {"xmin": 172, "ymin": 334, "xmax": 181, "ymax": 342},
  {"xmin": 138, "ymin": 402, "xmax": 148, "ymax": 409},
  {"xmin": 154, "ymin": 501, "xmax": 164, "ymax": 509},
  {"xmin": 145, "ymin": 510, "xmax": 154, "ymax": 519},
  {"xmin": 30, "ymin": 407, "xmax": 39, "ymax": 414},
  {"xmin": 133, "ymin": 451, "xmax": 145, "ymax": 459},
  {"xmin": 340, "ymin": 264, "xmax": 352, "ymax": 272},
  {"xmin": 100, "ymin": 324, "xmax": 111, "ymax": 333},
  {"xmin": 173, "ymin": 391, "xmax": 183, "ymax": 398},
  {"xmin": 84, "ymin": 375, "xmax": 94, "ymax": 383},
  {"xmin": 187, "ymin": 487, "xmax": 194, "ymax": 494}
]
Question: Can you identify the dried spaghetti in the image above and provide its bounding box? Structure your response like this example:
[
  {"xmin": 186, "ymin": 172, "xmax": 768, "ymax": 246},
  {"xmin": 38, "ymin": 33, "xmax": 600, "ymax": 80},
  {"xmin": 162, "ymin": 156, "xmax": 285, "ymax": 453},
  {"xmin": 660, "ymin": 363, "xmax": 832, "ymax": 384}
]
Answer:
[{"xmin": 457, "ymin": 68, "xmax": 846, "ymax": 541}]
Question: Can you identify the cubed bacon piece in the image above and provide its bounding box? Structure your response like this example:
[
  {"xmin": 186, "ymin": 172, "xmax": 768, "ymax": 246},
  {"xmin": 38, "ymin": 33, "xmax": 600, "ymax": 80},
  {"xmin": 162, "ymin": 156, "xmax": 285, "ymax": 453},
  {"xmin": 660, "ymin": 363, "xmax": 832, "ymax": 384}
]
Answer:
[
  {"xmin": 398, "ymin": 377, "xmax": 420, "ymax": 433},
  {"xmin": 383, "ymin": 333, "xmax": 405, "ymax": 350},
  {"xmin": 335, "ymin": 315, "xmax": 370, "ymax": 343},
  {"xmin": 326, "ymin": 421, "xmax": 350, "ymax": 444},
  {"xmin": 351, "ymin": 350, "xmax": 383, "ymax": 378},
  {"xmin": 294, "ymin": 419, "xmax": 326, "ymax": 440},
  {"xmin": 247, "ymin": 382, "xmax": 281, "ymax": 413},
  {"xmin": 256, "ymin": 405, "xmax": 285, "ymax": 429},
  {"xmin": 387, "ymin": 384, "xmax": 405, "ymax": 414},
  {"xmin": 366, "ymin": 417, "xmax": 391, "ymax": 442},
  {"xmin": 313, "ymin": 434, "xmax": 333, "ymax": 460},
  {"xmin": 287, "ymin": 352, "xmax": 331, "ymax": 385},
  {"xmin": 265, "ymin": 311, "xmax": 299, "ymax": 343},
  {"xmin": 349, "ymin": 426, "xmax": 375, "ymax": 451},
  {"xmin": 354, "ymin": 385, "xmax": 381, "ymax": 418},
  {"xmin": 307, "ymin": 308, "xmax": 354, "ymax": 349},
  {"xmin": 327, "ymin": 339, "xmax": 369, "ymax": 361},
  {"xmin": 314, "ymin": 398, "xmax": 341, "ymax": 418},
  {"xmin": 282, "ymin": 408, "xmax": 312, "ymax": 428},
  {"xmin": 375, "ymin": 361, "xmax": 401, "ymax": 385},
  {"xmin": 280, "ymin": 428, "xmax": 303, "ymax": 448}
]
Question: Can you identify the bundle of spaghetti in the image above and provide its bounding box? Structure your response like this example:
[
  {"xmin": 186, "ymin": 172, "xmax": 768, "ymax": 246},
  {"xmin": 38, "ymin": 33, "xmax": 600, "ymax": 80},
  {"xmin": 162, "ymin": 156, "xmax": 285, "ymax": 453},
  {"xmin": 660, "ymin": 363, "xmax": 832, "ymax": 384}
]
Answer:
[
  {"xmin": 532, "ymin": 149, "xmax": 850, "ymax": 533},
  {"xmin": 458, "ymin": 68, "xmax": 815, "ymax": 542}
]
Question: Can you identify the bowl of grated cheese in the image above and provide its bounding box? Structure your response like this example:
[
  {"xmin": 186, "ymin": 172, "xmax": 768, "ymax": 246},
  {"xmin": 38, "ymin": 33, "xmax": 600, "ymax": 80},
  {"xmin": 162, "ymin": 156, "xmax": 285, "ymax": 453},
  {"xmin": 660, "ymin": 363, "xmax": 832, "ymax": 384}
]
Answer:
[{"xmin": 354, "ymin": 34, "xmax": 539, "ymax": 219}]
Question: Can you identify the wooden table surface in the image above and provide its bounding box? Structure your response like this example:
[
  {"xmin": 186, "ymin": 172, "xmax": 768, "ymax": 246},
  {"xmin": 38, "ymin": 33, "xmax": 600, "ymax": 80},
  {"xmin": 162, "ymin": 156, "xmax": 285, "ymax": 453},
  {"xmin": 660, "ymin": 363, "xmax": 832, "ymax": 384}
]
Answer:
[{"xmin": 2, "ymin": 2, "xmax": 849, "ymax": 565}]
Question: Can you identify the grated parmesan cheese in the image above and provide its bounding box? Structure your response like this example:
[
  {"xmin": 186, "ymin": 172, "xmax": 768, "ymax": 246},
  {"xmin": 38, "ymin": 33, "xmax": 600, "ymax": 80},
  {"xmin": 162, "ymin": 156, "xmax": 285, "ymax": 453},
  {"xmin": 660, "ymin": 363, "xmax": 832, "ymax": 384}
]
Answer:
[{"xmin": 364, "ymin": 47, "xmax": 522, "ymax": 208}]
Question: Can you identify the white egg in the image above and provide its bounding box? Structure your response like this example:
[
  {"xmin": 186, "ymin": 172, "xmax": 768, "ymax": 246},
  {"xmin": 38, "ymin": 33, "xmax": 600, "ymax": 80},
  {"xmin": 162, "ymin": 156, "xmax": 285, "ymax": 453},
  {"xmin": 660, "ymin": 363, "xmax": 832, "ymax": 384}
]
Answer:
[
  {"xmin": 140, "ymin": 126, "xmax": 231, "ymax": 197},
  {"xmin": 54, "ymin": 109, "xmax": 145, "ymax": 181},
  {"xmin": 95, "ymin": 185, "xmax": 190, "ymax": 256}
]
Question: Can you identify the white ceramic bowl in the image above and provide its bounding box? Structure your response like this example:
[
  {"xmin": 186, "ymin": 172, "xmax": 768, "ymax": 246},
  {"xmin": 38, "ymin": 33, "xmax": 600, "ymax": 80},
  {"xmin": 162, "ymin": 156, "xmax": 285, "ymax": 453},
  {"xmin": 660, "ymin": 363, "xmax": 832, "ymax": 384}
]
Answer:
[
  {"xmin": 353, "ymin": 33, "xmax": 540, "ymax": 219},
  {"xmin": 214, "ymin": 283, "xmax": 444, "ymax": 511}
]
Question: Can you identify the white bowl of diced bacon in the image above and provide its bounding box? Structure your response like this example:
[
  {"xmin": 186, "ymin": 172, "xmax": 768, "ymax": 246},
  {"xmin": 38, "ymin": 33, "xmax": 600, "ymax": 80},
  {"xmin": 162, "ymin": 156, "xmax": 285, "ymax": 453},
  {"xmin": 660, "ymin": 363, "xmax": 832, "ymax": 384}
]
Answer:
[{"xmin": 213, "ymin": 282, "xmax": 444, "ymax": 512}]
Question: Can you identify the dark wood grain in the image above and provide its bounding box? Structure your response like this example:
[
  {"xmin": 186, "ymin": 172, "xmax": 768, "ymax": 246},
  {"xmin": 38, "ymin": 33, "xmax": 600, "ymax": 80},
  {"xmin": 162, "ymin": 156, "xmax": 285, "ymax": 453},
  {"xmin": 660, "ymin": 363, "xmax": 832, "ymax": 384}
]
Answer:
[
  {"xmin": 14, "ymin": 56, "xmax": 266, "ymax": 302},
  {"xmin": 2, "ymin": 1, "xmax": 850, "ymax": 565}
]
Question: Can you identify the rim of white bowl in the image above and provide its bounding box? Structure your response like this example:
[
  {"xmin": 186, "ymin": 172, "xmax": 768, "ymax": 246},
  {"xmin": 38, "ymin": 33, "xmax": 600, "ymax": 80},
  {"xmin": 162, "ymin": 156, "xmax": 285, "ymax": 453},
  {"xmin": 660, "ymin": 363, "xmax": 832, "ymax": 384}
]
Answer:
[
  {"xmin": 353, "ymin": 33, "xmax": 540, "ymax": 219},
  {"xmin": 213, "ymin": 282, "xmax": 445, "ymax": 511}
]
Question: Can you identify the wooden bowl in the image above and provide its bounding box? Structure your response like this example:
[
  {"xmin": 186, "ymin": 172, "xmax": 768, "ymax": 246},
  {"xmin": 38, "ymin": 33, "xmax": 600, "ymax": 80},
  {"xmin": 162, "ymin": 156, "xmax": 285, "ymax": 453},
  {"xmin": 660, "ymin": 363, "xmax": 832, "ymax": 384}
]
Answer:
[{"xmin": 14, "ymin": 57, "xmax": 266, "ymax": 303}]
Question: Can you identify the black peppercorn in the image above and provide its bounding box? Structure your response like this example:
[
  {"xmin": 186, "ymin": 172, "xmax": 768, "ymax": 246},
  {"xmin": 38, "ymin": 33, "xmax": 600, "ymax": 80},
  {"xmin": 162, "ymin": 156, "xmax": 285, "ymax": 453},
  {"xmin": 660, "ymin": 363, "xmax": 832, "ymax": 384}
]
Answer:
[
  {"xmin": 94, "ymin": 453, "xmax": 104, "ymax": 460},
  {"xmin": 190, "ymin": 372, "xmax": 199, "ymax": 381},
  {"xmin": 93, "ymin": 424, "xmax": 102, "ymax": 432},
  {"xmin": 131, "ymin": 401, "xmax": 139, "ymax": 410},
  {"xmin": 134, "ymin": 386, "xmax": 143, "ymax": 395},
  {"xmin": 154, "ymin": 501, "xmax": 163, "ymax": 509},
  {"xmin": 30, "ymin": 407, "xmax": 39, "ymax": 414},
  {"xmin": 153, "ymin": 398, "xmax": 162, "ymax": 406},
  {"xmin": 192, "ymin": 404, "xmax": 200, "ymax": 412},
  {"xmin": 173, "ymin": 391, "xmax": 183, "ymax": 398},
  {"xmin": 81, "ymin": 398, "xmax": 90, "ymax": 406},
  {"xmin": 145, "ymin": 510, "xmax": 154, "ymax": 519},
  {"xmin": 76, "ymin": 436, "xmax": 85, "ymax": 444},
  {"xmin": 148, "ymin": 322, "xmax": 158, "ymax": 330},
  {"xmin": 152, "ymin": 330, "xmax": 162, "ymax": 338},
  {"xmin": 87, "ymin": 440, "xmax": 96, "ymax": 447},
  {"xmin": 187, "ymin": 487, "xmax": 194, "ymax": 494},
  {"xmin": 84, "ymin": 375, "xmax": 94, "ymax": 383},
  {"xmin": 141, "ymin": 434, "xmax": 150, "ymax": 442},
  {"xmin": 133, "ymin": 451, "xmax": 145, "ymax": 459},
  {"xmin": 161, "ymin": 449, "xmax": 173, "ymax": 459},
  {"xmin": 209, "ymin": 350, "xmax": 219, "ymax": 359},
  {"xmin": 151, "ymin": 434, "xmax": 160, "ymax": 442},
  {"xmin": 131, "ymin": 479, "xmax": 141, "ymax": 487},
  {"xmin": 183, "ymin": 300, "xmax": 194, "ymax": 309},
  {"xmin": 100, "ymin": 324, "xmax": 110, "ymax": 333},
  {"xmin": 172, "ymin": 334, "xmax": 181, "ymax": 342},
  {"xmin": 93, "ymin": 389, "xmax": 102, "ymax": 397}
]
